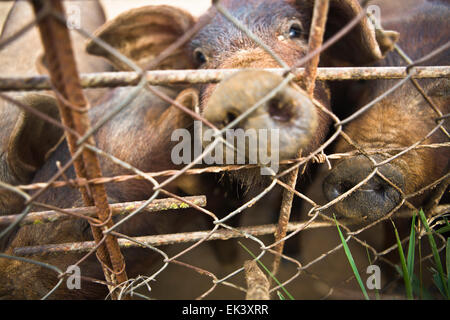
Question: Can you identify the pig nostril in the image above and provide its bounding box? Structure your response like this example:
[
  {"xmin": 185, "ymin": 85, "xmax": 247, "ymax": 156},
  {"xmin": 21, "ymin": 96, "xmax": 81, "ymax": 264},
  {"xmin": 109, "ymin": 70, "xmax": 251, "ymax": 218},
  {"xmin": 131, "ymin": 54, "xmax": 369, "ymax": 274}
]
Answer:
[
  {"xmin": 268, "ymin": 98, "xmax": 292, "ymax": 122},
  {"xmin": 372, "ymin": 183, "xmax": 395, "ymax": 200},
  {"xmin": 373, "ymin": 184, "xmax": 385, "ymax": 193},
  {"xmin": 225, "ymin": 111, "xmax": 237, "ymax": 125},
  {"xmin": 338, "ymin": 181, "xmax": 354, "ymax": 194}
]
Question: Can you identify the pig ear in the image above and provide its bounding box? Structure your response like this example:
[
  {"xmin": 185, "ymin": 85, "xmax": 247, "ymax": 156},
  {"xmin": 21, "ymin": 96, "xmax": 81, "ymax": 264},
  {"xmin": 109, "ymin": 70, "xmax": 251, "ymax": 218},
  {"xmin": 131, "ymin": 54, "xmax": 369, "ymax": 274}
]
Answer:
[
  {"xmin": 6, "ymin": 94, "xmax": 63, "ymax": 183},
  {"xmin": 156, "ymin": 88, "xmax": 199, "ymax": 128},
  {"xmin": 86, "ymin": 5, "xmax": 196, "ymax": 71},
  {"xmin": 310, "ymin": 0, "xmax": 397, "ymax": 65}
]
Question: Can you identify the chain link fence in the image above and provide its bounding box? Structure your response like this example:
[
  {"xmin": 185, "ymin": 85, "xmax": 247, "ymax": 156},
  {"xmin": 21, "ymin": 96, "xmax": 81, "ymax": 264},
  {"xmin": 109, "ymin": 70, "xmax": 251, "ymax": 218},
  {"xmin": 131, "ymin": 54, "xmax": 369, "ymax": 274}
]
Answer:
[{"xmin": 0, "ymin": 0, "xmax": 448, "ymax": 300}]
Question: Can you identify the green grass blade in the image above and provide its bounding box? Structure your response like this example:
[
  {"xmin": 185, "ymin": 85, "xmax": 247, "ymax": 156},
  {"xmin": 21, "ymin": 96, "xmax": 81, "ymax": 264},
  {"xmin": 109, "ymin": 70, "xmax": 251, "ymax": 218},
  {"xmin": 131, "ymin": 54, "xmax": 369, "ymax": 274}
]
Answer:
[
  {"xmin": 395, "ymin": 265, "xmax": 433, "ymax": 300},
  {"xmin": 418, "ymin": 209, "xmax": 449, "ymax": 299},
  {"xmin": 406, "ymin": 212, "xmax": 416, "ymax": 281},
  {"xmin": 412, "ymin": 273, "xmax": 433, "ymax": 300},
  {"xmin": 436, "ymin": 217, "xmax": 449, "ymax": 234},
  {"xmin": 436, "ymin": 225, "xmax": 450, "ymax": 234},
  {"xmin": 432, "ymin": 271, "xmax": 446, "ymax": 297},
  {"xmin": 334, "ymin": 215, "xmax": 369, "ymax": 300},
  {"xmin": 277, "ymin": 291, "xmax": 286, "ymax": 300},
  {"xmin": 446, "ymin": 238, "xmax": 450, "ymax": 292},
  {"xmin": 392, "ymin": 220, "xmax": 413, "ymax": 299},
  {"xmin": 238, "ymin": 241, "xmax": 295, "ymax": 300}
]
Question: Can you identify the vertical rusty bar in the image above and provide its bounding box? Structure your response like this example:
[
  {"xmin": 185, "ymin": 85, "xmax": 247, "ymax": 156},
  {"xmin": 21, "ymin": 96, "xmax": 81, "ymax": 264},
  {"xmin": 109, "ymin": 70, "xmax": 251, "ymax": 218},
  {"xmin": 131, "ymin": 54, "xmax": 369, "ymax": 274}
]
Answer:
[
  {"xmin": 270, "ymin": 159, "xmax": 301, "ymax": 279},
  {"xmin": 304, "ymin": 0, "xmax": 330, "ymax": 95},
  {"xmin": 244, "ymin": 260, "xmax": 270, "ymax": 300},
  {"xmin": 30, "ymin": 0, "xmax": 127, "ymax": 298},
  {"xmin": 271, "ymin": 0, "xmax": 329, "ymax": 281}
]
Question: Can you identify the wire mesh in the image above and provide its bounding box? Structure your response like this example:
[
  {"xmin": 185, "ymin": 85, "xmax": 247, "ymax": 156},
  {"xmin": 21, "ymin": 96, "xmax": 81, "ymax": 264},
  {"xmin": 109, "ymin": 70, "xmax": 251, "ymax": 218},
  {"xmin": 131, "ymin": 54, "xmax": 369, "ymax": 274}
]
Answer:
[{"xmin": 0, "ymin": 0, "xmax": 448, "ymax": 300}]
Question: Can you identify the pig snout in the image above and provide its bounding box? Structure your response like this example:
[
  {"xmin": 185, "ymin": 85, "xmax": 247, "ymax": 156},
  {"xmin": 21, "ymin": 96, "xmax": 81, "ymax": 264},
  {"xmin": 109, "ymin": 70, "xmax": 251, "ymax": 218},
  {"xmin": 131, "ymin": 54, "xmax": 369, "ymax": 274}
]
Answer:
[
  {"xmin": 323, "ymin": 155, "xmax": 405, "ymax": 222},
  {"xmin": 201, "ymin": 70, "xmax": 318, "ymax": 164}
]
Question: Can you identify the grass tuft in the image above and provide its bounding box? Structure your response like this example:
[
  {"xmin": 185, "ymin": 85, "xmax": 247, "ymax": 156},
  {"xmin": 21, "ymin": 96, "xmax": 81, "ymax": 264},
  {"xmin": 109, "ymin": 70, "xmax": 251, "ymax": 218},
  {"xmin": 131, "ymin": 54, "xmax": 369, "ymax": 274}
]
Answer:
[
  {"xmin": 392, "ymin": 219, "xmax": 413, "ymax": 299},
  {"xmin": 334, "ymin": 215, "xmax": 369, "ymax": 300},
  {"xmin": 418, "ymin": 209, "xmax": 449, "ymax": 299}
]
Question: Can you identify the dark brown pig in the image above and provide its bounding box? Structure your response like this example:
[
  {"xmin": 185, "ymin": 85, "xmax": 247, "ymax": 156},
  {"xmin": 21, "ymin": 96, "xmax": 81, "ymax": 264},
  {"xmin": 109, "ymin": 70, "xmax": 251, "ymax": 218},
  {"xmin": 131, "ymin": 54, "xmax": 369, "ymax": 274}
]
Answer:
[
  {"xmin": 1, "ymin": 0, "xmax": 390, "ymax": 299},
  {"xmin": 323, "ymin": 0, "xmax": 449, "ymax": 222},
  {"xmin": 86, "ymin": 0, "xmax": 392, "ymax": 185},
  {"xmin": 0, "ymin": 94, "xmax": 63, "ymax": 215}
]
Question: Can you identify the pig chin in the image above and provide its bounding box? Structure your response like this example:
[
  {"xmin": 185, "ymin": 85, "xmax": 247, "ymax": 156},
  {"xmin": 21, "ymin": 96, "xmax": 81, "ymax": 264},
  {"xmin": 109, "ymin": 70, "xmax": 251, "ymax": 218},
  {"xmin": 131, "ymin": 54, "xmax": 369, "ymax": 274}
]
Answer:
[
  {"xmin": 226, "ymin": 168, "xmax": 273, "ymax": 192},
  {"xmin": 199, "ymin": 134, "xmax": 281, "ymax": 190}
]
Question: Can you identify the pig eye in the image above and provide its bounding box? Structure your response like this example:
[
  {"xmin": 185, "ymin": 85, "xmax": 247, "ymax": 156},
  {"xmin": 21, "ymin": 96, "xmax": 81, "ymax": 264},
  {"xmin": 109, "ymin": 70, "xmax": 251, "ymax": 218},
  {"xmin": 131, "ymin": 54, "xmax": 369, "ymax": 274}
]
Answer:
[
  {"xmin": 193, "ymin": 48, "xmax": 208, "ymax": 65},
  {"xmin": 288, "ymin": 22, "xmax": 303, "ymax": 39}
]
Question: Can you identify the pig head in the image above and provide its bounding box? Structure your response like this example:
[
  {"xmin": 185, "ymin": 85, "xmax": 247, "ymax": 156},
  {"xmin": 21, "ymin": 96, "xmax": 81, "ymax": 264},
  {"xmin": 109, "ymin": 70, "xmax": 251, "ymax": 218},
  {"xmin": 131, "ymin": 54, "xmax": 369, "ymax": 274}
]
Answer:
[
  {"xmin": 86, "ymin": 0, "xmax": 391, "ymax": 184},
  {"xmin": 323, "ymin": 0, "xmax": 449, "ymax": 222}
]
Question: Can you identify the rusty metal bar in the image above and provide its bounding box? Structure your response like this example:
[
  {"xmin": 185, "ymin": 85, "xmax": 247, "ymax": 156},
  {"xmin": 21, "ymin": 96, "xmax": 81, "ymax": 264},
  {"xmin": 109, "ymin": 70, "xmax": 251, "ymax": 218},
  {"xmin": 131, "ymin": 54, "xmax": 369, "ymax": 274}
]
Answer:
[
  {"xmin": 304, "ymin": 0, "xmax": 330, "ymax": 95},
  {"xmin": 0, "ymin": 196, "xmax": 206, "ymax": 228},
  {"xmin": 0, "ymin": 66, "xmax": 448, "ymax": 91},
  {"xmin": 11, "ymin": 204, "xmax": 420, "ymax": 255},
  {"xmin": 270, "ymin": 157, "xmax": 301, "ymax": 279},
  {"xmin": 31, "ymin": 0, "xmax": 127, "ymax": 296},
  {"xmin": 271, "ymin": 0, "xmax": 330, "ymax": 281},
  {"xmin": 244, "ymin": 260, "xmax": 270, "ymax": 300},
  {"xmin": 13, "ymin": 221, "xmax": 336, "ymax": 256}
]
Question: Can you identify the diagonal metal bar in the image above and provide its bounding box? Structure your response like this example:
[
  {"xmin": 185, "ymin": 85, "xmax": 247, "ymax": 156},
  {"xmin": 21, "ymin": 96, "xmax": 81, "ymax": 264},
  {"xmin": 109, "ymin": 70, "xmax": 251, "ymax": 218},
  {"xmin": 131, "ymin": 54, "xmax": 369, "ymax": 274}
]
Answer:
[
  {"xmin": 271, "ymin": 0, "xmax": 330, "ymax": 282},
  {"xmin": 304, "ymin": 0, "xmax": 330, "ymax": 96}
]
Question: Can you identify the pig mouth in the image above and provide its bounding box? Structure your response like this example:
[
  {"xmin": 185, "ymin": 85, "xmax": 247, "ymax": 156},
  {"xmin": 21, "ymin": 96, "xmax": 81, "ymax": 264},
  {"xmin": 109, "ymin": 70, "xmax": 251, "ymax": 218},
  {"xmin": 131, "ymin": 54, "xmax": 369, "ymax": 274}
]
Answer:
[
  {"xmin": 199, "ymin": 70, "xmax": 318, "ymax": 186},
  {"xmin": 323, "ymin": 155, "xmax": 406, "ymax": 223}
]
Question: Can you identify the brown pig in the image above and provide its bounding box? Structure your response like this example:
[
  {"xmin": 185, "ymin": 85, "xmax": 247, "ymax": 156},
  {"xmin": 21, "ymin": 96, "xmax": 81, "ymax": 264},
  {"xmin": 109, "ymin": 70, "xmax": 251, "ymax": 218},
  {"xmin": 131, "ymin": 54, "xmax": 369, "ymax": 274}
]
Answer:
[
  {"xmin": 1, "ymin": 0, "xmax": 390, "ymax": 299},
  {"xmin": 86, "ymin": 0, "xmax": 393, "ymax": 184},
  {"xmin": 323, "ymin": 0, "xmax": 449, "ymax": 222}
]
